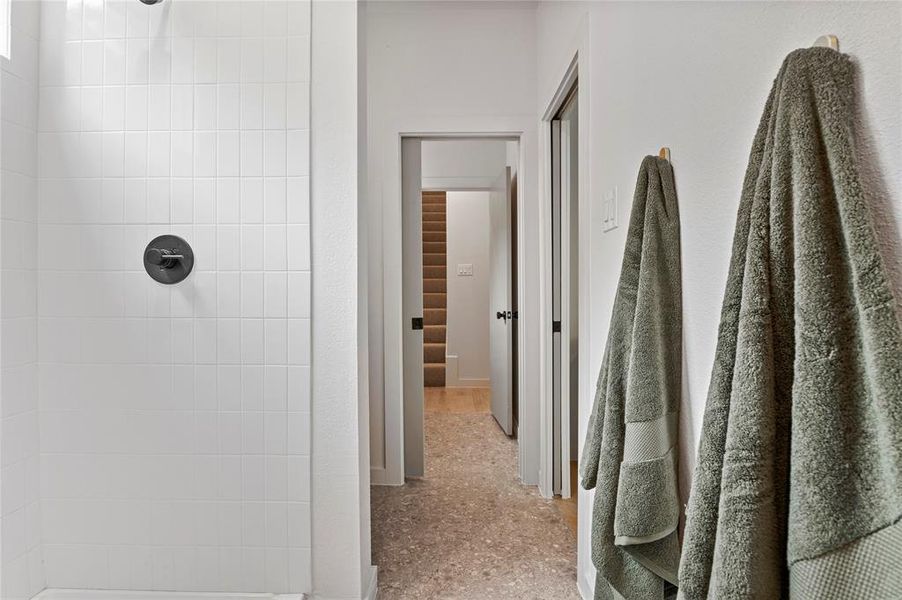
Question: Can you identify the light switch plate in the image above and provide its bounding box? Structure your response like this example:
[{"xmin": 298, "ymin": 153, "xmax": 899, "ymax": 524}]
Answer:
[
  {"xmin": 457, "ymin": 263, "xmax": 473, "ymax": 276},
  {"xmin": 602, "ymin": 187, "xmax": 618, "ymax": 232}
]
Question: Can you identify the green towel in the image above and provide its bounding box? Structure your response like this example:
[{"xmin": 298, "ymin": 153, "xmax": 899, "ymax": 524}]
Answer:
[
  {"xmin": 678, "ymin": 47, "xmax": 902, "ymax": 599},
  {"xmin": 581, "ymin": 155, "xmax": 683, "ymax": 600}
]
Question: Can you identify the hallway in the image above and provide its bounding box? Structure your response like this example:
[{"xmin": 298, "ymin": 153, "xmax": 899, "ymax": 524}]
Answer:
[{"xmin": 372, "ymin": 388, "xmax": 579, "ymax": 599}]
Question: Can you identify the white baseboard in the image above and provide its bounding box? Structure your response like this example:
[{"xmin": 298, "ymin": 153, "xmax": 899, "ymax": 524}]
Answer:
[
  {"xmin": 451, "ymin": 378, "xmax": 490, "ymax": 388},
  {"xmin": 445, "ymin": 355, "xmax": 490, "ymax": 389},
  {"xmin": 310, "ymin": 566, "xmax": 377, "ymax": 600},
  {"xmin": 362, "ymin": 566, "xmax": 378, "ymax": 600},
  {"xmin": 33, "ymin": 590, "xmax": 303, "ymax": 600},
  {"xmin": 370, "ymin": 466, "xmax": 403, "ymax": 486},
  {"xmin": 446, "ymin": 355, "xmax": 461, "ymax": 387},
  {"xmin": 577, "ymin": 565, "xmax": 595, "ymax": 600}
]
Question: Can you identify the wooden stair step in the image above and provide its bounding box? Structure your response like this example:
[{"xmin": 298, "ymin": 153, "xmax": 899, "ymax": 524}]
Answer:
[
  {"xmin": 423, "ymin": 265, "xmax": 446, "ymax": 279},
  {"xmin": 423, "ymin": 342, "xmax": 446, "ymax": 363},
  {"xmin": 424, "ymin": 364, "xmax": 446, "ymax": 387},
  {"xmin": 423, "ymin": 221, "xmax": 445, "ymax": 231},
  {"xmin": 423, "ymin": 253, "xmax": 446, "ymax": 266},
  {"xmin": 422, "ymin": 203, "xmax": 446, "ymax": 213},
  {"xmin": 422, "ymin": 213, "xmax": 446, "ymax": 223},
  {"xmin": 422, "ymin": 241, "xmax": 446, "ymax": 254},
  {"xmin": 423, "ymin": 292, "xmax": 446, "ymax": 309},
  {"xmin": 423, "ymin": 278, "xmax": 446, "ymax": 293},
  {"xmin": 423, "ymin": 231, "xmax": 446, "ymax": 243},
  {"xmin": 424, "ymin": 308, "xmax": 446, "ymax": 325},
  {"xmin": 424, "ymin": 325, "xmax": 446, "ymax": 343}
]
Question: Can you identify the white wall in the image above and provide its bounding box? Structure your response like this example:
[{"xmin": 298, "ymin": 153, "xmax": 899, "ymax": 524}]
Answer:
[
  {"xmin": 366, "ymin": 0, "xmax": 538, "ymax": 486},
  {"xmin": 445, "ymin": 191, "xmax": 490, "ymax": 386},
  {"xmin": 0, "ymin": 1, "xmax": 44, "ymax": 597},
  {"xmin": 535, "ymin": 2, "xmax": 902, "ymax": 596},
  {"xmin": 421, "ymin": 139, "xmax": 507, "ymax": 190},
  {"xmin": 310, "ymin": 1, "xmax": 376, "ymax": 598},
  {"xmin": 34, "ymin": 0, "xmax": 311, "ymax": 592}
]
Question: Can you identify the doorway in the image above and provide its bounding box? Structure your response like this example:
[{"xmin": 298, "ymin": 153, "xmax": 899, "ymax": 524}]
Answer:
[
  {"xmin": 550, "ymin": 84, "xmax": 579, "ymax": 529},
  {"xmin": 401, "ymin": 137, "xmax": 521, "ymax": 477},
  {"xmin": 373, "ymin": 136, "xmax": 579, "ymax": 599}
]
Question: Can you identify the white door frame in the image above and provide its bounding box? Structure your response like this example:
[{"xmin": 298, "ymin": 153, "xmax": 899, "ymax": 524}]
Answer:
[
  {"xmin": 375, "ymin": 115, "xmax": 538, "ymax": 488},
  {"xmin": 537, "ymin": 18, "xmax": 594, "ymax": 599},
  {"xmin": 401, "ymin": 138, "xmax": 426, "ymax": 478}
]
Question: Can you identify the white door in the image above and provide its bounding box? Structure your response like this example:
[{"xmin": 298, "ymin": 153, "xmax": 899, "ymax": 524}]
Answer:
[
  {"xmin": 401, "ymin": 138, "xmax": 425, "ymax": 477},
  {"xmin": 490, "ymin": 167, "xmax": 513, "ymax": 435}
]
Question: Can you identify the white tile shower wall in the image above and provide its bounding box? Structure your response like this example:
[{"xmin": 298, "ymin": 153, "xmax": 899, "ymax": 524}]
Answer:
[
  {"xmin": 36, "ymin": 0, "xmax": 311, "ymax": 593},
  {"xmin": 1, "ymin": 1, "xmax": 45, "ymax": 598}
]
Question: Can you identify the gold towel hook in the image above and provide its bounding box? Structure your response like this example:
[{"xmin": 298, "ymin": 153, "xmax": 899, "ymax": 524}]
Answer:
[
  {"xmin": 814, "ymin": 35, "xmax": 839, "ymax": 51},
  {"xmin": 658, "ymin": 147, "xmax": 671, "ymax": 162}
]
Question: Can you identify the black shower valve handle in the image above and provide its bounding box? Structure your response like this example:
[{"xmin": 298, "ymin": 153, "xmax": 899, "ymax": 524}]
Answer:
[
  {"xmin": 144, "ymin": 247, "xmax": 184, "ymax": 269},
  {"xmin": 143, "ymin": 235, "xmax": 194, "ymax": 284}
]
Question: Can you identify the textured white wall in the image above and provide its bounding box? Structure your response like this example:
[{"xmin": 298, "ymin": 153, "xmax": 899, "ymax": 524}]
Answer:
[
  {"xmin": 445, "ymin": 191, "xmax": 491, "ymax": 385},
  {"xmin": 535, "ymin": 1, "xmax": 902, "ymax": 595},
  {"xmin": 34, "ymin": 0, "xmax": 311, "ymax": 592},
  {"xmin": 365, "ymin": 1, "xmax": 538, "ymax": 485},
  {"xmin": 310, "ymin": 1, "xmax": 376, "ymax": 598},
  {"xmin": 0, "ymin": 1, "xmax": 44, "ymax": 598}
]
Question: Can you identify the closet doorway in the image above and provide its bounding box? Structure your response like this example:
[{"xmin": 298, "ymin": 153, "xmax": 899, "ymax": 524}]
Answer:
[{"xmin": 550, "ymin": 83, "xmax": 579, "ymax": 527}]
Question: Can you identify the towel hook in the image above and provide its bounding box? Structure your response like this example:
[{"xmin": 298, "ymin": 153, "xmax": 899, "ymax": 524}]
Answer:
[
  {"xmin": 814, "ymin": 34, "xmax": 839, "ymax": 51},
  {"xmin": 658, "ymin": 147, "xmax": 671, "ymax": 162}
]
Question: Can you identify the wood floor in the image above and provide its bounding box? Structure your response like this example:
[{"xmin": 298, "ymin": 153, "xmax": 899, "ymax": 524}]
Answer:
[
  {"xmin": 557, "ymin": 461, "xmax": 579, "ymax": 535},
  {"xmin": 424, "ymin": 386, "xmax": 491, "ymax": 413},
  {"xmin": 424, "ymin": 386, "xmax": 578, "ymax": 535}
]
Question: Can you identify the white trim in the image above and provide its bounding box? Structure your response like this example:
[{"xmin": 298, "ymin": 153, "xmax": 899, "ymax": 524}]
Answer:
[
  {"xmin": 539, "ymin": 63, "xmax": 579, "ymax": 500},
  {"xmin": 559, "ymin": 99, "xmax": 574, "ymax": 499},
  {"xmin": 369, "ymin": 465, "xmax": 399, "ymax": 487},
  {"xmin": 578, "ymin": 566, "xmax": 595, "ymax": 600},
  {"xmin": 538, "ymin": 11, "xmax": 595, "ymax": 594},
  {"xmin": 446, "ymin": 355, "xmax": 492, "ymax": 388},
  {"xmin": 422, "ymin": 176, "xmax": 498, "ymax": 190},
  {"xmin": 33, "ymin": 591, "xmax": 304, "ymax": 600},
  {"xmin": 376, "ymin": 116, "xmax": 539, "ymax": 488},
  {"xmin": 401, "ymin": 137, "xmax": 425, "ymax": 478},
  {"xmin": 454, "ymin": 379, "xmax": 490, "ymax": 388},
  {"xmin": 362, "ymin": 566, "xmax": 378, "ymax": 600},
  {"xmin": 310, "ymin": 564, "xmax": 377, "ymax": 600},
  {"xmin": 446, "ymin": 354, "xmax": 460, "ymax": 386}
]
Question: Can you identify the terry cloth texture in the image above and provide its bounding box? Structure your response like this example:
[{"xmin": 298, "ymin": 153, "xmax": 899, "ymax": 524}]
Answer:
[
  {"xmin": 677, "ymin": 47, "xmax": 902, "ymax": 600},
  {"xmin": 580, "ymin": 155, "xmax": 683, "ymax": 600}
]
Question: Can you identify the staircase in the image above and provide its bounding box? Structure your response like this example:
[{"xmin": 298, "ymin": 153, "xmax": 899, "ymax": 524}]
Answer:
[{"xmin": 422, "ymin": 191, "xmax": 447, "ymax": 387}]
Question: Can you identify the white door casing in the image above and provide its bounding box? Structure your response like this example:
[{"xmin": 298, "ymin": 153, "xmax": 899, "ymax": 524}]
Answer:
[
  {"xmin": 401, "ymin": 137, "xmax": 425, "ymax": 478},
  {"xmin": 559, "ymin": 93, "xmax": 578, "ymax": 499}
]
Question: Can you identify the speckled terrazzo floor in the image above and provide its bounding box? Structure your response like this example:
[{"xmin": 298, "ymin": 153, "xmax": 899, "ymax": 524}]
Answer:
[{"xmin": 371, "ymin": 391, "xmax": 579, "ymax": 599}]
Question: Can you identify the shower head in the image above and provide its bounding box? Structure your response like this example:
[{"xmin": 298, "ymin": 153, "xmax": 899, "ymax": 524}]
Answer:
[{"xmin": 139, "ymin": 0, "xmax": 164, "ymax": 5}]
